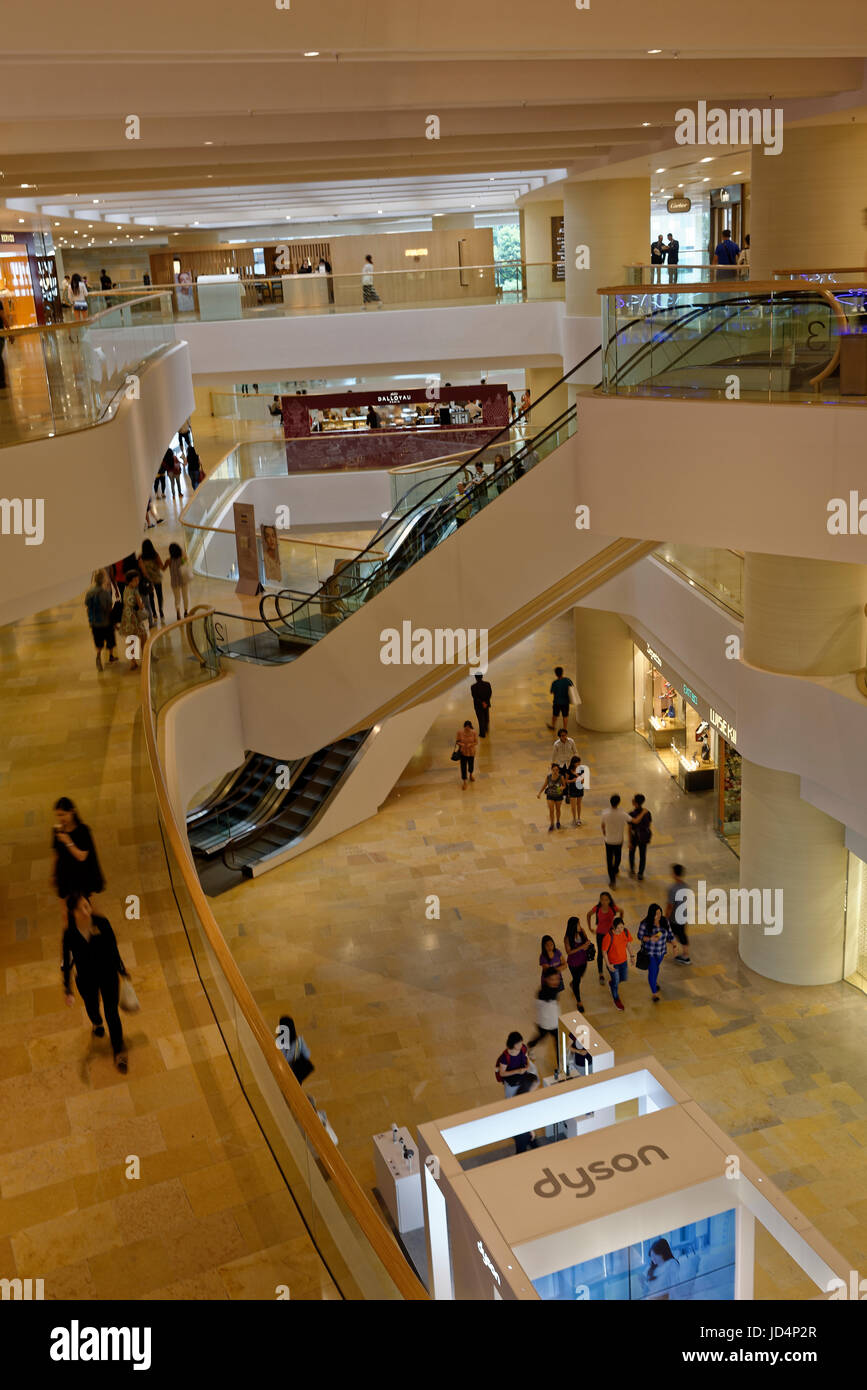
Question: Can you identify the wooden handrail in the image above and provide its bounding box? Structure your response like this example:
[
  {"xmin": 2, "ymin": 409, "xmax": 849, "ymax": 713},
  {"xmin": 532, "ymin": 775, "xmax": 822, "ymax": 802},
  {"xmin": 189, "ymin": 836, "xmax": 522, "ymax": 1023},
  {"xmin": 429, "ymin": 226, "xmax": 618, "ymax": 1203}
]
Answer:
[
  {"xmin": 140, "ymin": 614, "xmax": 427, "ymax": 1300},
  {"xmin": 773, "ymin": 267, "xmax": 866, "ymax": 276}
]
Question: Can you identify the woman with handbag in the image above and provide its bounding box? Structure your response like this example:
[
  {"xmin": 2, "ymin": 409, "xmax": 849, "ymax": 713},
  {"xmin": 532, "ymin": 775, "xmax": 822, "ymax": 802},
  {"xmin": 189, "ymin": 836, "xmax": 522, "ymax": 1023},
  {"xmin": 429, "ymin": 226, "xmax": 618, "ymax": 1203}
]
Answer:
[
  {"xmin": 453, "ymin": 720, "xmax": 478, "ymax": 789},
  {"xmin": 637, "ymin": 903, "xmax": 675, "ymax": 1002},
  {"xmin": 167, "ymin": 543, "xmax": 192, "ymax": 619},
  {"xmin": 276, "ymin": 1015, "xmax": 314, "ymax": 1084},
  {"xmin": 563, "ymin": 915, "xmax": 593, "ymax": 1013},
  {"xmin": 119, "ymin": 571, "xmax": 148, "ymax": 671},
  {"xmin": 62, "ymin": 890, "xmax": 130, "ymax": 1073}
]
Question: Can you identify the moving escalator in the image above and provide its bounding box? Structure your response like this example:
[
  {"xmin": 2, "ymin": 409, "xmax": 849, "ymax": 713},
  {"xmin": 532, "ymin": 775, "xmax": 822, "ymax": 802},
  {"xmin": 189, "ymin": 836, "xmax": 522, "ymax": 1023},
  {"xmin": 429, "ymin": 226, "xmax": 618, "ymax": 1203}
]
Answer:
[{"xmin": 187, "ymin": 732, "xmax": 370, "ymax": 895}]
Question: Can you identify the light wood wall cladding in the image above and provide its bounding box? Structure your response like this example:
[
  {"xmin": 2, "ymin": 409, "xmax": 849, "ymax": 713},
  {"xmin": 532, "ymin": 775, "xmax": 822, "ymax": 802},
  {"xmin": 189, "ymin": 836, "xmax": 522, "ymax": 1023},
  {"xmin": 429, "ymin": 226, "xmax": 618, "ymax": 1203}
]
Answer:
[
  {"xmin": 328, "ymin": 227, "xmax": 494, "ymax": 306},
  {"xmin": 149, "ymin": 227, "xmax": 494, "ymax": 305}
]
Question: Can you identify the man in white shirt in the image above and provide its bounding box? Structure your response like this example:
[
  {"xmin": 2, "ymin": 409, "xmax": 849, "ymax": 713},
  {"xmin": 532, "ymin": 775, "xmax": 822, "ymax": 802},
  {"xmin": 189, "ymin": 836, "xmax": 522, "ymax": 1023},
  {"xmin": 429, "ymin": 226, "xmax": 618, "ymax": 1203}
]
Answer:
[
  {"xmin": 600, "ymin": 793, "xmax": 631, "ymax": 887},
  {"xmin": 552, "ymin": 729, "xmax": 577, "ymax": 771}
]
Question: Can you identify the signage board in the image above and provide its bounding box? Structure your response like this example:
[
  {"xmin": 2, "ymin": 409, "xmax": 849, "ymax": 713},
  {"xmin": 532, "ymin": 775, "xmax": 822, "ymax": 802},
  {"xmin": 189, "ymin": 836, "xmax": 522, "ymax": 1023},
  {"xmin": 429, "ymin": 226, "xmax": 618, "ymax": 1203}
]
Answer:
[
  {"xmin": 666, "ymin": 196, "xmax": 691, "ymax": 214},
  {"xmin": 551, "ymin": 215, "xmax": 565, "ymax": 282},
  {"xmin": 233, "ymin": 501, "xmax": 263, "ymax": 596}
]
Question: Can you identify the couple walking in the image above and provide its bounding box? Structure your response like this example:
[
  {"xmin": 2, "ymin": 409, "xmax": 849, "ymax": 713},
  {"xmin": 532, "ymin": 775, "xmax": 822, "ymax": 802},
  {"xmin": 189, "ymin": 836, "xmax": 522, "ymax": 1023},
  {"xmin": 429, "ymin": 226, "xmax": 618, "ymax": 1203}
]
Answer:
[{"xmin": 600, "ymin": 792, "xmax": 652, "ymax": 886}]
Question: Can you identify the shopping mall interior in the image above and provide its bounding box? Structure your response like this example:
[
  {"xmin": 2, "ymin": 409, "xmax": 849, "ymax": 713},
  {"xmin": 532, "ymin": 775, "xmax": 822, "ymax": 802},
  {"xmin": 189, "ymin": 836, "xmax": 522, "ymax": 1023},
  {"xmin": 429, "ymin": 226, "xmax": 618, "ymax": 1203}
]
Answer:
[{"xmin": 1, "ymin": 0, "xmax": 867, "ymax": 1321}]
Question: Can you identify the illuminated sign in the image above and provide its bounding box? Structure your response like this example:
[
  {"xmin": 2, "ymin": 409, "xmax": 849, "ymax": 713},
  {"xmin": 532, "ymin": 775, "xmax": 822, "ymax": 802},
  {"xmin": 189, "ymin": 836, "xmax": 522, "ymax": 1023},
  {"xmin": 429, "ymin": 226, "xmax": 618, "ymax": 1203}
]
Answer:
[
  {"xmin": 404, "ymin": 248, "xmax": 429, "ymax": 257},
  {"xmin": 376, "ymin": 391, "xmax": 412, "ymax": 404},
  {"xmin": 666, "ymin": 197, "xmax": 691, "ymax": 213},
  {"xmin": 709, "ymin": 708, "xmax": 737, "ymax": 745},
  {"xmin": 0, "ymin": 234, "xmax": 15, "ymax": 243},
  {"xmin": 683, "ymin": 684, "xmax": 698, "ymax": 706},
  {"xmin": 645, "ymin": 643, "xmax": 662, "ymax": 668}
]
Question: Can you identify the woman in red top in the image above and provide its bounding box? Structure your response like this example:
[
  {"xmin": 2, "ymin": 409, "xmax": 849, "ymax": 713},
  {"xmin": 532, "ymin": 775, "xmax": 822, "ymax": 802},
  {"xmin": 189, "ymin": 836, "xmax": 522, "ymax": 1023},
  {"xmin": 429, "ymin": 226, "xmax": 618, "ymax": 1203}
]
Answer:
[{"xmin": 587, "ymin": 891, "xmax": 620, "ymax": 987}]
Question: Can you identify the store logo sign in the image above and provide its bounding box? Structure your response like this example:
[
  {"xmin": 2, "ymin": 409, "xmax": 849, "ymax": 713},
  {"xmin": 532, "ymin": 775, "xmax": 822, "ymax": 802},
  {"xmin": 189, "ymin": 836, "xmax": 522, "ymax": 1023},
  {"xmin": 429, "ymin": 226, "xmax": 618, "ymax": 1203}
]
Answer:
[
  {"xmin": 376, "ymin": 392, "xmax": 412, "ymax": 404},
  {"xmin": 683, "ymin": 684, "xmax": 699, "ymax": 706},
  {"xmin": 533, "ymin": 1144, "xmax": 669, "ymax": 1201},
  {"xmin": 645, "ymin": 643, "xmax": 662, "ymax": 669},
  {"xmin": 666, "ymin": 197, "xmax": 691, "ymax": 214},
  {"xmin": 709, "ymin": 708, "xmax": 736, "ymax": 744},
  {"xmin": 476, "ymin": 1240, "xmax": 501, "ymax": 1286},
  {"xmin": 0, "ymin": 234, "xmax": 14, "ymax": 243}
]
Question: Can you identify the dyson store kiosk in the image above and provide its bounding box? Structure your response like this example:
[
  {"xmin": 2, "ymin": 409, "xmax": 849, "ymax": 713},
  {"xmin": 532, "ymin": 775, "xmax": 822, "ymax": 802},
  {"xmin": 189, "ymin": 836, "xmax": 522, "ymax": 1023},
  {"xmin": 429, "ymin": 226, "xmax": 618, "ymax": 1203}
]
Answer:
[{"xmin": 417, "ymin": 1058, "xmax": 849, "ymax": 1301}]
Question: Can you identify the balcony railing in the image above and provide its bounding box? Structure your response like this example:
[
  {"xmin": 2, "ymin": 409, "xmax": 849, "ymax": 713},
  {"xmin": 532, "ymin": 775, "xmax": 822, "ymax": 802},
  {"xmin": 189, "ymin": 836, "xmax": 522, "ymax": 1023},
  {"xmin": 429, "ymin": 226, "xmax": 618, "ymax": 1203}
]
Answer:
[
  {"xmin": 141, "ymin": 610, "xmax": 428, "ymax": 1300},
  {"xmin": 0, "ymin": 291, "xmax": 175, "ymax": 447}
]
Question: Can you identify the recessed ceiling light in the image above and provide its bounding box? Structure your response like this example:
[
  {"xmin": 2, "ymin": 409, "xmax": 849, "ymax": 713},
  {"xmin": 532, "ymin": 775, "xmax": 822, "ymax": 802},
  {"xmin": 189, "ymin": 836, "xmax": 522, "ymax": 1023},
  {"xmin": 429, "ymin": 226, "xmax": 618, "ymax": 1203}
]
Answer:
[
  {"xmin": 377, "ymin": 209, "xmax": 383, "ymax": 214},
  {"xmin": 204, "ymin": 141, "xmax": 213, "ymax": 146},
  {"xmin": 20, "ymin": 182, "xmax": 35, "ymax": 189},
  {"xmin": 677, "ymin": 183, "xmax": 683, "ymax": 188},
  {"xmin": 18, "ymin": 218, "xmax": 24, "ymax": 223},
  {"xmin": 54, "ymin": 221, "xmax": 60, "ymax": 227},
  {"xmin": 641, "ymin": 122, "xmax": 651, "ymax": 127},
  {"xmin": 699, "ymin": 156, "xmax": 714, "ymax": 163},
  {"xmin": 647, "ymin": 48, "xmax": 662, "ymax": 54},
  {"xmin": 489, "ymin": 177, "xmax": 495, "ymax": 181},
  {"xmin": 470, "ymin": 204, "xmax": 475, "ymax": 208},
  {"xmin": 285, "ymin": 215, "xmax": 291, "ymax": 220},
  {"xmin": 93, "ymin": 199, "xmax": 99, "ymax": 204},
  {"xmin": 304, "ymin": 51, "xmax": 319, "ymax": 57},
  {"xmin": 193, "ymin": 221, "xmax": 199, "ymax": 226},
  {"xmin": 655, "ymin": 168, "xmax": 666, "ymax": 173},
  {"xmin": 731, "ymin": 170, "xmax": 743, "ymax": 175},
  {"xmin": 702, "ymin": 177, "xmax": 710, "ymax": 182},
  {"xmin": 116, "ymin": 224, "xmax": 123, "ymax": 229}
]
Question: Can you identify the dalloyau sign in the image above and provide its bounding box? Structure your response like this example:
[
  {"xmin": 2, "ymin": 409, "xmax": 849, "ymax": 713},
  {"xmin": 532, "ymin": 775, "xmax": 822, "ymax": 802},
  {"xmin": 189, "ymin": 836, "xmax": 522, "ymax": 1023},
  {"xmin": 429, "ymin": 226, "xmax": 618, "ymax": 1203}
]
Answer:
[{"xmin": 533, "ymin": 1143, "xmax": 669, "ymax": 1201}]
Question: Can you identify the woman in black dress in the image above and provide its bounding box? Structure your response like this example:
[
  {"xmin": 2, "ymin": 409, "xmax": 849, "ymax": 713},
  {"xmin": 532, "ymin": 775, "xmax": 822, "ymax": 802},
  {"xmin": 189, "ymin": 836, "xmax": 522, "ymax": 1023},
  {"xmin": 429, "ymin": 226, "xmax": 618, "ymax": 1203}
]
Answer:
[
  {"xmin": 62, "ymin": 891, "xmax": 129, "ymax": 1072},
  {"xmin": 52, "ymin": 798, "xmax": 104, "ymax": 920}
]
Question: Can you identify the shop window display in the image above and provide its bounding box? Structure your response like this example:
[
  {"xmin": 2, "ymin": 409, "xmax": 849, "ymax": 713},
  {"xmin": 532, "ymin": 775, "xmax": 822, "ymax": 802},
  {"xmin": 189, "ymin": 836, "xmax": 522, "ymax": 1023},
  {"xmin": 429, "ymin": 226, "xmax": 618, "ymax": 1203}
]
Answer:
[
  {"xmin": 719, "ymin": 741, "xmax": 742, "ymax": 856},
  {"xmin": 532, "ymin": 1210, "xmax": 735, "ymax": 1301}
]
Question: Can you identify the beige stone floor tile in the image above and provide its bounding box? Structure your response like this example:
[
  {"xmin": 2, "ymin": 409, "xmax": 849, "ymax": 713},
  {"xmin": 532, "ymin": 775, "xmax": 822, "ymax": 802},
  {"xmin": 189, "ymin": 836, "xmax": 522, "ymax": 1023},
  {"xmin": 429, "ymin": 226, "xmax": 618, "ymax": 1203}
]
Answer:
[
  {"xmin": 181, "ymin": 1161, "xmax": 249, "ymax": 1219},
  {"xmin": 88, "ymin": 1236, "xmax": 178, "ymax": 1301},
  {"xmin": 161, "ymin": 1210, "xmax": 248, "ymax": 1283},
  {"xmin": 140, "ymin": 1269, "xmax": 230, "ymax": 1300},
  {"xmin": 43, "ymin": 1260, "xmax": 99, "ymax": 1301},
  {"xmin": 12, "ymin": 1199, "xmax": 124, "ymax": 1273},
  {"xmin": 0, "ymin": 1133, "xmax": 100, "ymax": 1200},
  {"xmin": 112, "ymin": 1177, "xmax": 196, "ymax": 1243},
  {"xmin": 217, "ymin": 1236, "xmax": 339, "ymax": 1300}
]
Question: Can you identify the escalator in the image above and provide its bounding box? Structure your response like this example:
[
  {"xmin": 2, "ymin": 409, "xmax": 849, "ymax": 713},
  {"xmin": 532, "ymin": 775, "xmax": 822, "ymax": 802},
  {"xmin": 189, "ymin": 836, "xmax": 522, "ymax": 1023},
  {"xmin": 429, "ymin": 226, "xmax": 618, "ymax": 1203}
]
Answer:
[{"xmin": 188, "ymin": 732, "xmax": 370, "ymax": 895}]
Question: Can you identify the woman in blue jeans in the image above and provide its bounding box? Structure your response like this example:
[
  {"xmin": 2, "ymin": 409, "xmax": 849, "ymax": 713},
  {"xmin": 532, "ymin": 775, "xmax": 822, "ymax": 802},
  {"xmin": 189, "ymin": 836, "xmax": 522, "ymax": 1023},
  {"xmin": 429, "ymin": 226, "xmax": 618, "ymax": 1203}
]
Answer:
[{"xmin": 637, "ymin": 903, "xmax": 674, "ymax": 1002}]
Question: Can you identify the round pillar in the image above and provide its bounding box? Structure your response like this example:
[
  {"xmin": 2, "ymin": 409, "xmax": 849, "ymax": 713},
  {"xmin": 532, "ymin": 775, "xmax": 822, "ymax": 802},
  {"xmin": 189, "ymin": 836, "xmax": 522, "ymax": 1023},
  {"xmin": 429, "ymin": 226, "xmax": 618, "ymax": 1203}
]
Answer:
[
  {"xmin": 738, "ymin": 760, "xmax": 846, "ymax": 984},
  {"xmin": 738, "ymin": 551, "xmax": 867, "ymax": 982},
  {"xmin": 748, "ymin": 124, "xmax": 867, "ymax": 279},
  {"xmin": 572, "ymin": 607, "xmax": 634, "ymax": 732}
]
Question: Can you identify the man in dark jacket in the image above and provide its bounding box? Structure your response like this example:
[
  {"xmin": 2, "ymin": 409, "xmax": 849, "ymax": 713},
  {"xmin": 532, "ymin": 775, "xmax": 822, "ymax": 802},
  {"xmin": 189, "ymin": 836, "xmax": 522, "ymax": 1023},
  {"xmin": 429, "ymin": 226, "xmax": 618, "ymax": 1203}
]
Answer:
[
  {"xmin": 471, "ymin": 672, "xmax": 493, "ymax": 737},
  {"xmin": 62, "ymin": 891, "xmax": 129, "ymax": 1072}
]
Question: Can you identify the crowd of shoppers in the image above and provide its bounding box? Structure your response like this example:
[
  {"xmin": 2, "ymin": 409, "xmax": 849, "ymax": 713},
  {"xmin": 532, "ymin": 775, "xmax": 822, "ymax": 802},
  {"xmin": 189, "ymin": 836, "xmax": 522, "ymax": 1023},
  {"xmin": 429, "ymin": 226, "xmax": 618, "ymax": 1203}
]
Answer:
[{"xmin": 87, "ymin": 533, "xmax": 193, "ymax": 673}]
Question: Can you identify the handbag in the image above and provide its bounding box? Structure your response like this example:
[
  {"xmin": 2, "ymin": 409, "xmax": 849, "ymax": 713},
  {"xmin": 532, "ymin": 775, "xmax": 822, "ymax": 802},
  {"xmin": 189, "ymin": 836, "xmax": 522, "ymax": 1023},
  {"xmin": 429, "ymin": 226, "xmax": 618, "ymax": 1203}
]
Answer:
[
  {"xmin": 635, "ymin": 945, "xmax": 650, "ymax": 971},
  {"xmin": 118, "ymin": 976, "xmax": 140, "ymax": 1012},
  {"xmin": 450, "ymin": 743, "xmax": 462, "ymax": 762},
  {"xmin": 290, "ymin": 1054, "xmax": 314, "ymax": 1084},
  {"xmin": 585, "ymin": 942, "xmax": 596, "ymax": 963},
  {"xmin": 568, "ymin": 684, "xmax": 579, "ymax": 706}
]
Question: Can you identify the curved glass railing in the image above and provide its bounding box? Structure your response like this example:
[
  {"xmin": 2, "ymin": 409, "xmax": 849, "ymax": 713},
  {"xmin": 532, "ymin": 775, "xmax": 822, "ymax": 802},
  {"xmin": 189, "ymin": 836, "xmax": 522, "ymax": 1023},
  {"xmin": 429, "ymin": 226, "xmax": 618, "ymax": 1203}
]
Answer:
[
  {"xmin": 598, "ymin": 281, "xmax": 866, "ymax": 400},
  {"xmin": 0, "ymin": 291, "xmax": 175, "ymax": 446},
  {"xmin": 85, "ymin": 259, "xmax": 565, "ymax": 322},
  {"xmin": 653, "ymin": 544, "xmax": 744, "ymax": 618},
  {"xmin": 142, "ymin": 612, "xmax": 427, "ymax": 1300}
]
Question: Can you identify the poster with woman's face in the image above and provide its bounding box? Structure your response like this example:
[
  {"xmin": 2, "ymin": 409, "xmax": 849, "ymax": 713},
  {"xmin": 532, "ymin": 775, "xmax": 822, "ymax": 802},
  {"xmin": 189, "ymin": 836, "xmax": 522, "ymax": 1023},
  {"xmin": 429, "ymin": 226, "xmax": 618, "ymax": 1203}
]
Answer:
[{"xmin": 261, "ymin": 523, "xmax": 281, "ymax": 582}]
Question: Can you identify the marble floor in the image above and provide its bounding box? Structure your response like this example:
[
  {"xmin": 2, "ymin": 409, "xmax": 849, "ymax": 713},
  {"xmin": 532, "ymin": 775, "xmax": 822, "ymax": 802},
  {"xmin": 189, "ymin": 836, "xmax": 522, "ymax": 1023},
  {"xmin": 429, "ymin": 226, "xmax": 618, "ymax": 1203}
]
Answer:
[
  {"xmin": 208, "ymin": 612, "xmax": 867, "ymax": 1296},
  {"xmin": 0, "ymin": 588, "xmax": 340, "ymax": 1300}
]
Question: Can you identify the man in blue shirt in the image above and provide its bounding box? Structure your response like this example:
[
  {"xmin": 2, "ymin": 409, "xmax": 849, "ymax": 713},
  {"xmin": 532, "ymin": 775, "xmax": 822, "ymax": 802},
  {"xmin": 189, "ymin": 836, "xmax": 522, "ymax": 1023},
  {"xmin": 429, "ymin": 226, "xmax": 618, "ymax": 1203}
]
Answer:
[{"xmin": 712, "ymin": 229, "xmax": 741, "ymax": 281}]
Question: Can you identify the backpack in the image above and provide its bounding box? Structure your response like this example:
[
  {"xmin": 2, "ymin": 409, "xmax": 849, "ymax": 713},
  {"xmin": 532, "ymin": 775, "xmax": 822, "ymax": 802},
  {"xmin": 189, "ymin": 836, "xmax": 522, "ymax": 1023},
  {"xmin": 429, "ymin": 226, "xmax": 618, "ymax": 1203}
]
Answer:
[{"xmin": 636, "ymin": 811, "xmax": 653, "ymax": 844}]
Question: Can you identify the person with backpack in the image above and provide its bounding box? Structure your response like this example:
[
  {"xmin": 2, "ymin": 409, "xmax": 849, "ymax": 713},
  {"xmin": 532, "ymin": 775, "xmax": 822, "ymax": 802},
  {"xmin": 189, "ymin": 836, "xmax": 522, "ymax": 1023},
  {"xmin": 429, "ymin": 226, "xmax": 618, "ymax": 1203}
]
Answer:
[
  {"xmin": 276, "ymin": 1015, "xmax": 314, "ymax": 1084},
  {"xmin": 495, "ymin": 1031, "xmax": 540, "ymax": 1100},
  {"xmin": 563, "ymin": 916, "xmax": 593, "ymax": 1012},
  {"xmin": 628, "ymin": 793, "xmax": 652, "ymax": 880},
  {"xmin": 84, "ymin": 569, "xmax": 118, "ymax": 671},
  {"xmin": 600, "ymin": 915, "xmax": 634, "ymax": 1011}
]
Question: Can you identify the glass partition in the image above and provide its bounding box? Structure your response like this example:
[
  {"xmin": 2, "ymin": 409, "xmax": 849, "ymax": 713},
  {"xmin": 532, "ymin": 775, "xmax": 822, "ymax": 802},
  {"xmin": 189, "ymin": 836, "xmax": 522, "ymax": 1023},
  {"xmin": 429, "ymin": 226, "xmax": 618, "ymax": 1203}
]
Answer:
[
  {"xmin": 143, "ymin": 615, "xmax": 426, "ymax": 1300},
  {"xmin": 600, "ymin": 283, "xmax": 862, "ymax": 402},
  {"xmin": 653, "ymin": 544, "xmax": 744, "ymax": 617},
  {"xmin": 79, "ymin": 261, "xmax": 564, "ymax": 323},
  {"xmin": 0, "ymin": 291, "xmax": 175, "ymax": 446}
]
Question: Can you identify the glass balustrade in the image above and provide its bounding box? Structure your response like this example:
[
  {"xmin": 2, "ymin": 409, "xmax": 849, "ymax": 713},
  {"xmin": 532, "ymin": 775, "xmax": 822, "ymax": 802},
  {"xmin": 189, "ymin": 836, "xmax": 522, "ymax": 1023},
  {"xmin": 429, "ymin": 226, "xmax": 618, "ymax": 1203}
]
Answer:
[
  {"xmin": 600, "ymin": 282, "xmax": 867, "ymax": 402},
  {"xmin": 653, "ymin": 544, "xmax": 744, "ymax": 617},
  {"xmin": 0, "ymin": 291, "xmax": 175, "ymax": 446},
  {"xmin": 84, "ymin": 260, "xmax": 564, "ymax": 324},
  {"xmin": 143, "ymin": 616, "xmax": 426, "ymax": 1299}
]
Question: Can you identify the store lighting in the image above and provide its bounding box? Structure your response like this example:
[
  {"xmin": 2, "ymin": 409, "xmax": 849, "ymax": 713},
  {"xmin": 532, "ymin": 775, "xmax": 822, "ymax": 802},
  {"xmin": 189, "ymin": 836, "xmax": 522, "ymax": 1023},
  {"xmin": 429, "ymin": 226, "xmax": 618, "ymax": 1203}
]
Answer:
[
  {"xmin": 655, "ymin": 168, "xmax": 665, "ymax": 173},
  {"xmin": 647, "ymin": 48, "xmax": 662, "ymax": 54},
  {"xmin": 641, "ymin": 122, "xmax": 651, "ymax": 127},
  {"xmin": 702, "ymin": 177, "xmax": 710, "ymax": 182},
  {"xmin": 204, "ymin": 141, "xmax": 214, "ymax": 146},
  {"xmin": 20, "ymin": 183, "xmax": 35, "ymax": 189},
  {"xmin": 731, "ymin": 170, "xmax": 743, "ymax": 175},
  {"xmin": 304, "ymin": 51, "xmax": 319, "ymax": 56},
  {"xmin": 93, "ymin": 199, "xmax": 99, "ymax": 204},
  {"xmin": 699, "ymin": 156, "xmax": 714, "ymax": 163},
  {"xmin": 18, "ymin": 218, "xmax": 24, "ymax": 223},
  {"xmin": 54, "ymin": 222, "xmax": 60, "ymax": 227}
]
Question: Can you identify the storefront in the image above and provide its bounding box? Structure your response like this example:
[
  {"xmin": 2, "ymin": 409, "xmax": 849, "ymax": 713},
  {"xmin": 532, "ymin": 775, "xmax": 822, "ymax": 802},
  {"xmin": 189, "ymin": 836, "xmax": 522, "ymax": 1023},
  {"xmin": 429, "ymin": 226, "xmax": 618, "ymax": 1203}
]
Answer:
[
  {"xmin": 629, "ymin": 628, "xmax": 742, "ymax": 853},
  {"xmin": 844, "ymin": 849, "xmax": 867, "ymax": 996},
  {"xmin": 0, "ymin": 230, "xmax": 59, "ymax": 327}
]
